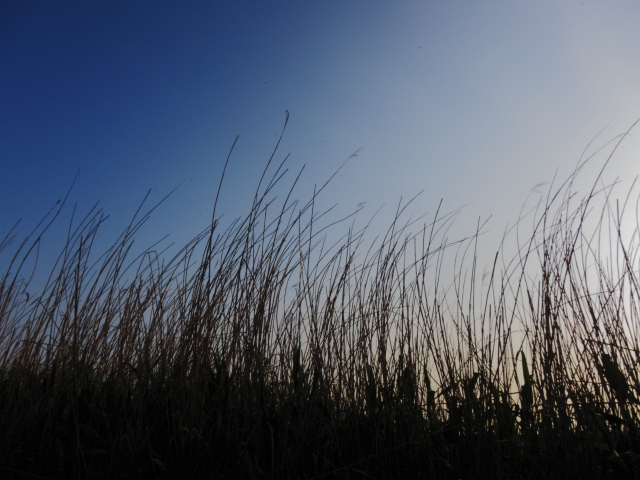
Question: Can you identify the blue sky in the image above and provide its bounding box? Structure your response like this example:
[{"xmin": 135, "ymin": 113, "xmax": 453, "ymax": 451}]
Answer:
[{"xmin": 2, "ymin": 1, "xmax": 640, "ymax": 281}]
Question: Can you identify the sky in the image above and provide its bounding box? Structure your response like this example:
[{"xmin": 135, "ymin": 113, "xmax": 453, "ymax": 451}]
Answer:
[{"xmin": 2, "ymin": 1, "xmax": 640, "ymax": 287}]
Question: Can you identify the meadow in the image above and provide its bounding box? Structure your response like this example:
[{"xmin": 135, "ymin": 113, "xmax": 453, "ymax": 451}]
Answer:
[{"xmin": 2, "ymin": 121, "xmax": 640, "ymax": 479}]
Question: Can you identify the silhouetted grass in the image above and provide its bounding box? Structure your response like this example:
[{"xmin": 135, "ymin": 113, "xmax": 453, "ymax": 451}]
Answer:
[{"xmin": 2, "ymin": 117, "xmax": 640, "ymax": 479}]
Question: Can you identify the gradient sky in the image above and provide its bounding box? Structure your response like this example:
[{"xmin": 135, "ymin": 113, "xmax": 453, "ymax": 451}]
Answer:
[{"xmin": 2, "ymin": 1, "xmax": 640, "ymax": 282}]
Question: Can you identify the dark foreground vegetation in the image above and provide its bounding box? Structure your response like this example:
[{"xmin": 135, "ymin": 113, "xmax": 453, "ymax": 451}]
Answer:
[{"xmin": 2, "ymin": 120, "xmax": 640, "ymax": 479}]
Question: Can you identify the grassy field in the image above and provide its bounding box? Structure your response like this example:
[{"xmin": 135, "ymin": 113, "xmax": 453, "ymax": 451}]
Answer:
[{"xmin": 2, "ymin": 123, "xmax": 640, "ymax": 479}]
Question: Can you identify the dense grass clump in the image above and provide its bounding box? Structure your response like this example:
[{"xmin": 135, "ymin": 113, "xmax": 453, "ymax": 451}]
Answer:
[{"xmin": 2, "ymin": 121, "xmax": 640, "ymax": 479}]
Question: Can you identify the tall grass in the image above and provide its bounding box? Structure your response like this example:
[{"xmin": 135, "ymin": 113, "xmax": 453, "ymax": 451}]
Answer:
[{"xmin": 2, "ymin": 118, "xmax": 640, "ymax": 479}]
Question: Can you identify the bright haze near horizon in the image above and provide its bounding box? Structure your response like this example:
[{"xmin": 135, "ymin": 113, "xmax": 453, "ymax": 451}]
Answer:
[{"xmin": 2, "ymin": 1, "xmax": 640, "ymax": 286}]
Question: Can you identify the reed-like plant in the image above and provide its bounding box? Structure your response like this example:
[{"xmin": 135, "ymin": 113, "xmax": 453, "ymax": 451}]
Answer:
[{"xmin": 2, "ymin": 116, "xmax": 640, "ymax": 479}]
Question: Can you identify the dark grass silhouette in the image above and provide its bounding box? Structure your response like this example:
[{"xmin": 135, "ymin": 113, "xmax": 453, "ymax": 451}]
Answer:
[{"xmin": 2, "ymin": 115, "xmax": 640, "ymax": 479}]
